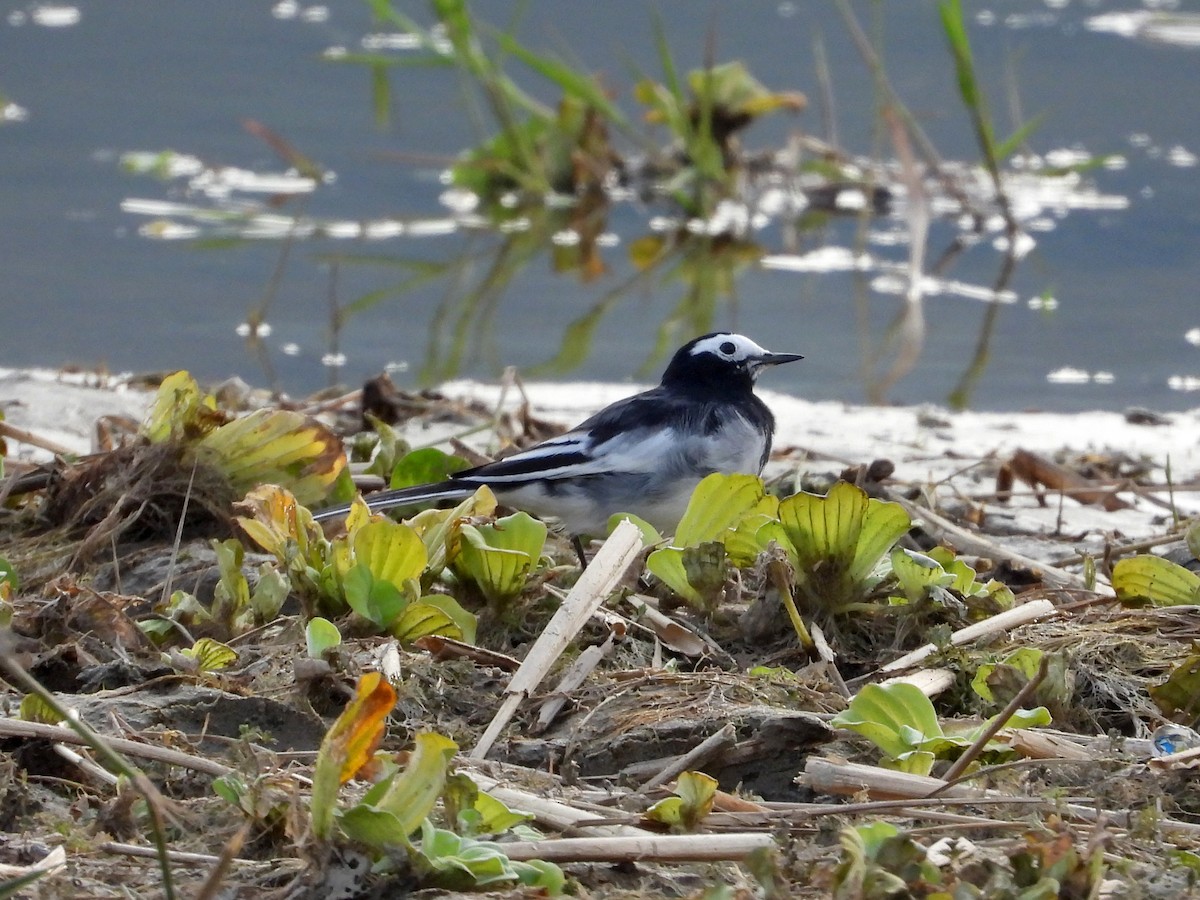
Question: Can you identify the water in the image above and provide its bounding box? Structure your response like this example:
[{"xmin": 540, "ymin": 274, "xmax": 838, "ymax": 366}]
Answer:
[{"xmin": 2, "ymin": 0, "xmax": 1199, "ymax": 412}]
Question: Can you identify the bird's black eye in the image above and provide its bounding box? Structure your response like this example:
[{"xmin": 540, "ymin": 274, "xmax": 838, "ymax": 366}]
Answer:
[{"xmin": 719, "ymin": 341, "xmax": 736, "ymax": 355}]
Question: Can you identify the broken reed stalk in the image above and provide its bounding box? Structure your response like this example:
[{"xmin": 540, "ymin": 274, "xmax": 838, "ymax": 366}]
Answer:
[
  {"xmin": 497, "ymin": 832, "xmax": 775, "ymax": 863},
  {"xmin": 874, "ymin": 597, "xmax": 1057, "ymax": 676},
  {"xmin": 469, "ymin": 518, "xmax": 644, "ymax": 759},
  {"xmin": 0, "ymin": 717, "xmax": 233, "ymax": 777}
]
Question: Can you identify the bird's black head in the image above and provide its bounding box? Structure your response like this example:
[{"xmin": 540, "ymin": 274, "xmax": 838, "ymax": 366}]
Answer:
[{"xmin": 660, "ymin": 332, "xmax": 804, "ymax": 397}]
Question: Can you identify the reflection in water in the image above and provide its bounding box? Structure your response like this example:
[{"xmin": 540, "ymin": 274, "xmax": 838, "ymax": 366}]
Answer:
[{"xmin": 109, "ymin": 4, "xmax": 1143, "ymax": 408}]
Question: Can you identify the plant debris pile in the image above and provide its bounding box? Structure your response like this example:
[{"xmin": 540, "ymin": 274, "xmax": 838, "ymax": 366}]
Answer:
[{"xmin": 3, "ymin": 370, "xmax": 1200, "ymax": 898}]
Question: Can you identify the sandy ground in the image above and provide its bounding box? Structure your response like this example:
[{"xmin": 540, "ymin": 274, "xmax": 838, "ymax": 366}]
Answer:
[{"xmin": 5, "ymin": 365, "xmax": 1199, "ymax": 547}]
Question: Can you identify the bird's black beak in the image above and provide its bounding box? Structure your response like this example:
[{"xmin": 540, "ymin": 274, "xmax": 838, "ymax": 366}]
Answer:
[{"xmin": 755, "ymin": 351, "xmax": 804, "ymax": 368}]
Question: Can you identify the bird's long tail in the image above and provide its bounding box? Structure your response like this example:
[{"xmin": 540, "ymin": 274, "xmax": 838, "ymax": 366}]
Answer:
[{"xmin": 312, "ymin": 480, "xmax": 476, "ymax": 522}]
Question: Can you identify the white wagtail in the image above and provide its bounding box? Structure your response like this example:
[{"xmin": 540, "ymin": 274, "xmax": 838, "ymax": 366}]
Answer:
[{"xmin": 314, "ymin": 332, "xmax": 802, "ymax": 543}]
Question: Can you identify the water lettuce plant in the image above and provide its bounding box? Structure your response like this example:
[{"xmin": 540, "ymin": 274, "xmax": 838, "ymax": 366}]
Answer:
[
  {"xmin": 296, "ymin": 672, "xmax": 564, "ymax": 892},
  {"xmin": 142, "ymin": 371, "xmax": 346, "ymax": 507},
  {"xmin": 831, "ymin": 681, "xmax": 1050, "ymax": 776}
]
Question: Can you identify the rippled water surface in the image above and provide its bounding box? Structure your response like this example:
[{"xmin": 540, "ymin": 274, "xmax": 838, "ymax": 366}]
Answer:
[{"xmin": 3, "ymin": 0, "xmax": 1199, "ymax": 411}]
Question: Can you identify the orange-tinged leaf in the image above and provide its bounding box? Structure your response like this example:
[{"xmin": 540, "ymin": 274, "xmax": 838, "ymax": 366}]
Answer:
[
  {"xmin": 235, "ymin": 483, "xmax": 320, "ymax": 562},
  {"xmin": 329, "ymin": 671, "xmax": 396, "ymax": 784},
  {"xmin": 310, "ymin": 671, "xmax": 398, "ymax": 840}
]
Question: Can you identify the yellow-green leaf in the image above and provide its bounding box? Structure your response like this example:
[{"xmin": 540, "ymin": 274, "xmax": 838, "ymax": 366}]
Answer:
[
  {"xmin": 306, "ymin": 616, "xmax": 342, "ymax": 659},
  {"xmin": 644, "ymin": 771, "xmax": 718, "ymax": 832},
  {"xmin": 1113, "ymin": 555, "xmax": 1200, "ymax": 606},
  {"xmin": 674, "ymin": 473, "xmax": 775, "ymax": 547},
  {"xmin": 197, "ymin": 408, "xmax": 346, "ymax": 505},
  {"xmin": 348, "ymin": 519, "xmax": 428, "ymax": 586},
  {"xmin": 179, "ymin": 637, "xmax": 238, "ymax": 672},
  {"xmin": 141, "ymin": 370, "xmax": 221, "ymax": 444},
  {"xmin": 18, "ymin": 693, "xmax": 60, "ymax": 725},
  {"xmin": 340, "ymin": 731, "xmax": 458, "ymax": 846},
  {"xmin": 389, "ymin": 602, "xmax": 459, "ymax": 644},
  {"xmin": 453, "ymin": 512, "xmax": 547, "ymax": 604},
  {"xmin": 831, "ymin": 682, "xmax": 943, "ymax": 765}
]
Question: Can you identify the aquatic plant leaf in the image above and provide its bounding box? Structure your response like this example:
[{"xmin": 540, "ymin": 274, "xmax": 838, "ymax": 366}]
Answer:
[
  {"xmin": 1149, "ymin": 654, "xmax": 1200, "ymax": 720},
  {"xmin": 249, "ymin": 563, "xmax": 290, "ymax": 624},
  {"xmin": 408, "ymin": 487, "xmax": 498, "ymax": 576},
  {"xmin": 971, "ymin": 647, "xmax": 1044, "ymax": 704},
  {"xmin": 414, "ymin": 820, "xmax": 519, "ymax": 888},
  {"xmin": 197, "ymin": 408, "xmax": 346, "ymax": 506},
  {"xmin": 348, "ymin": 518, "xmax": 428, "ymax": 586},
  {"xmin": 389, "ymin": 602, "xmax": 459, "ymax": 644},
  {"xmin": 210, "ymin": 538, "xmax": 251, "ymax": 625},
  {"xmin": 179, "ymin": 637, "xmax": 238, "ymax": 672},
  {"xmin": 831, "ymin": 683, "xmax": 944, "ymax": 769},
  {"xmin": 18, "ymin": 694, "xmax": 60, "ymax": 725},
  {"xmin": 725, "ymin": 513, "xmax": 779, "ymax": 568},
  {"xmin": 470, "ymin": 789, "xmax": 534, "ymax": 837},
  {"xmin": 644, "ymin": 771, "xmax": 718, "ymax": 832},
  {"xmin": 1112, "ymin": 555, "xmax": 1200, "ymax": 606},
  {"xmin": 340, "ymin": 731, "xmax": 457, "ymax": 847},
  {"xmin": 686, "ymin": 61, "xmax": 805, "ymax": 120},
  {"xmin": 606, "ymin": 512, "xmax": 662, "ymax": 547},
  {"xmin": 645, "ymin": 546, "xmax": 704, "ymax": 607},
  {"xmin": 890, "ymin": 548, "xmax": 955, "ymax": 603},
  {"xmin": 305, "ymin": 616, "xmax": 342, "ymax": 659},
  {"xmin": 141, "ymin": 370, "xmax": 222, "ymax": 444},
  {"xmin": 674, "ymin": 473, "xmax": 775, "ymax": 547},
  {"xmin": 777, "ymin": 481, "xmax": 911, "ymax": 607},
  {"xmin": 1186, "ymin": 519, "xmax": 1200, "ymax": 564},
  {"xmin": 416, "ymin": 594, "xmax": 477, "ymax": 645},
  {"xmin": 235, "ymin": 484, "xmax": 333, "ymax": 607},
  {"xmin": 390, "ymin": 447, "xmax": 470, "ymax": 490},
  {"xmin": 453, "ymin": 512, "xmax": 547, "ymax": 604},
  {"xmin": 311, "ymin": 671, "xmax": 397, "ymax": 840}
]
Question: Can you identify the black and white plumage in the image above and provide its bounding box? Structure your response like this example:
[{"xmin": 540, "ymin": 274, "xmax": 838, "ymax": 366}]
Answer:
[{"xmin": 315, "ymin": 333, "xmax": 803, "ymax": 536}]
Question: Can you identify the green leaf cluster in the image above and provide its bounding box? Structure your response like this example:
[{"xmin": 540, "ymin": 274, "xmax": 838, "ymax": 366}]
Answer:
[
  {"xmin": 647, "ymin": 476, "xmax": 912, "ymax": 617},
  {"xmin": 831, "ymin": 682, "xmax": 1051, "ymax": 776},
  {"xmin": 237, "ymin": 485, "xmax": 477, "ymax": 644}
]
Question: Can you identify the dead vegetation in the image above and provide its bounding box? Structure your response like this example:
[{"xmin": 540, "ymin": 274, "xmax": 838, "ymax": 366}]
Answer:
[{"xmin": 2, "ymin": 377, "xmax": 1200, "ymax": 899}]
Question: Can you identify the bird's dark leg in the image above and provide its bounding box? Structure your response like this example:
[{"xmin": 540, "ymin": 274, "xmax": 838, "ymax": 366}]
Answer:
[{"xmin": 571, "ymin": 535, "xmax": 590, "ymax": 569}]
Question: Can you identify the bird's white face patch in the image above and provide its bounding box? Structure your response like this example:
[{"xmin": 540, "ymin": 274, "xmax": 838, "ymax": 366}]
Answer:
[{"xmin": 689, "ymin": 333, "xmax": 770, "ymax": 364}]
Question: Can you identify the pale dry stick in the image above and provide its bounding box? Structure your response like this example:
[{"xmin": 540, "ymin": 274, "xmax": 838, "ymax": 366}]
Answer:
[
  {"xmin": 0, "ymin": 668, "xmax": 181, "ymax": 900},
  {"xmin": 98, "ymin": 840, "xmax": 291, "ymax": 870},
  {"xmin": 927, "ymin": 655, "xmax": 1050, "ymax": 796},
  {"xmin": 54, "ymin": 743, "xmax": 119, "ymax": 786},
  {"xmin": 1052, "ymin": 527, "xmax": 1192, "ymax": 569},
  {"xmin": 0, "ymin": 419, "xmax": 77, "ymax": 456},
  {"xmin": 0, "ymin": 718, "xmax": 233, "ymax": 778},
  {"xmin": 879, "ymin": 667, "xmax": 955, "ymax": 697},
  {"xmin": 897, "ymin": 497, "xmax": 1098, "ymax": 591},
  {"xmin": 534, "ymin": 632, "xmax": 616, "ymax": 732},
  {"xmin": 194, "ymin": 822, "xmax": 252, "ymax": 900},
  {"xmin": 873, "ymin": 598, "xmax": 1057, "ymax": 677},
  {"xmin": 469, "ymin": 518, "xmax": 644, "ymax": 759},
  {"xmin": 463, "ymin": 768, "xmax": 653, "ymax": 838},
  {"xmin": 497, "ymin": 833, "xmax": 774, "ymax": 864},
  {"xmin": 635, "ymin": 723, "xmax": 737, "ymax": 795}
]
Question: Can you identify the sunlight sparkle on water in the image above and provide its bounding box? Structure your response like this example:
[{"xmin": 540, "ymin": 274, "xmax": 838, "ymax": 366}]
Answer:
[
  {"xmin": 1047, "ymin": 367, "xmax": 1115, "ymax": 385},
  {"xmin": 30, "ymin": 5, "xmax": 80, "ymax": 27}
]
